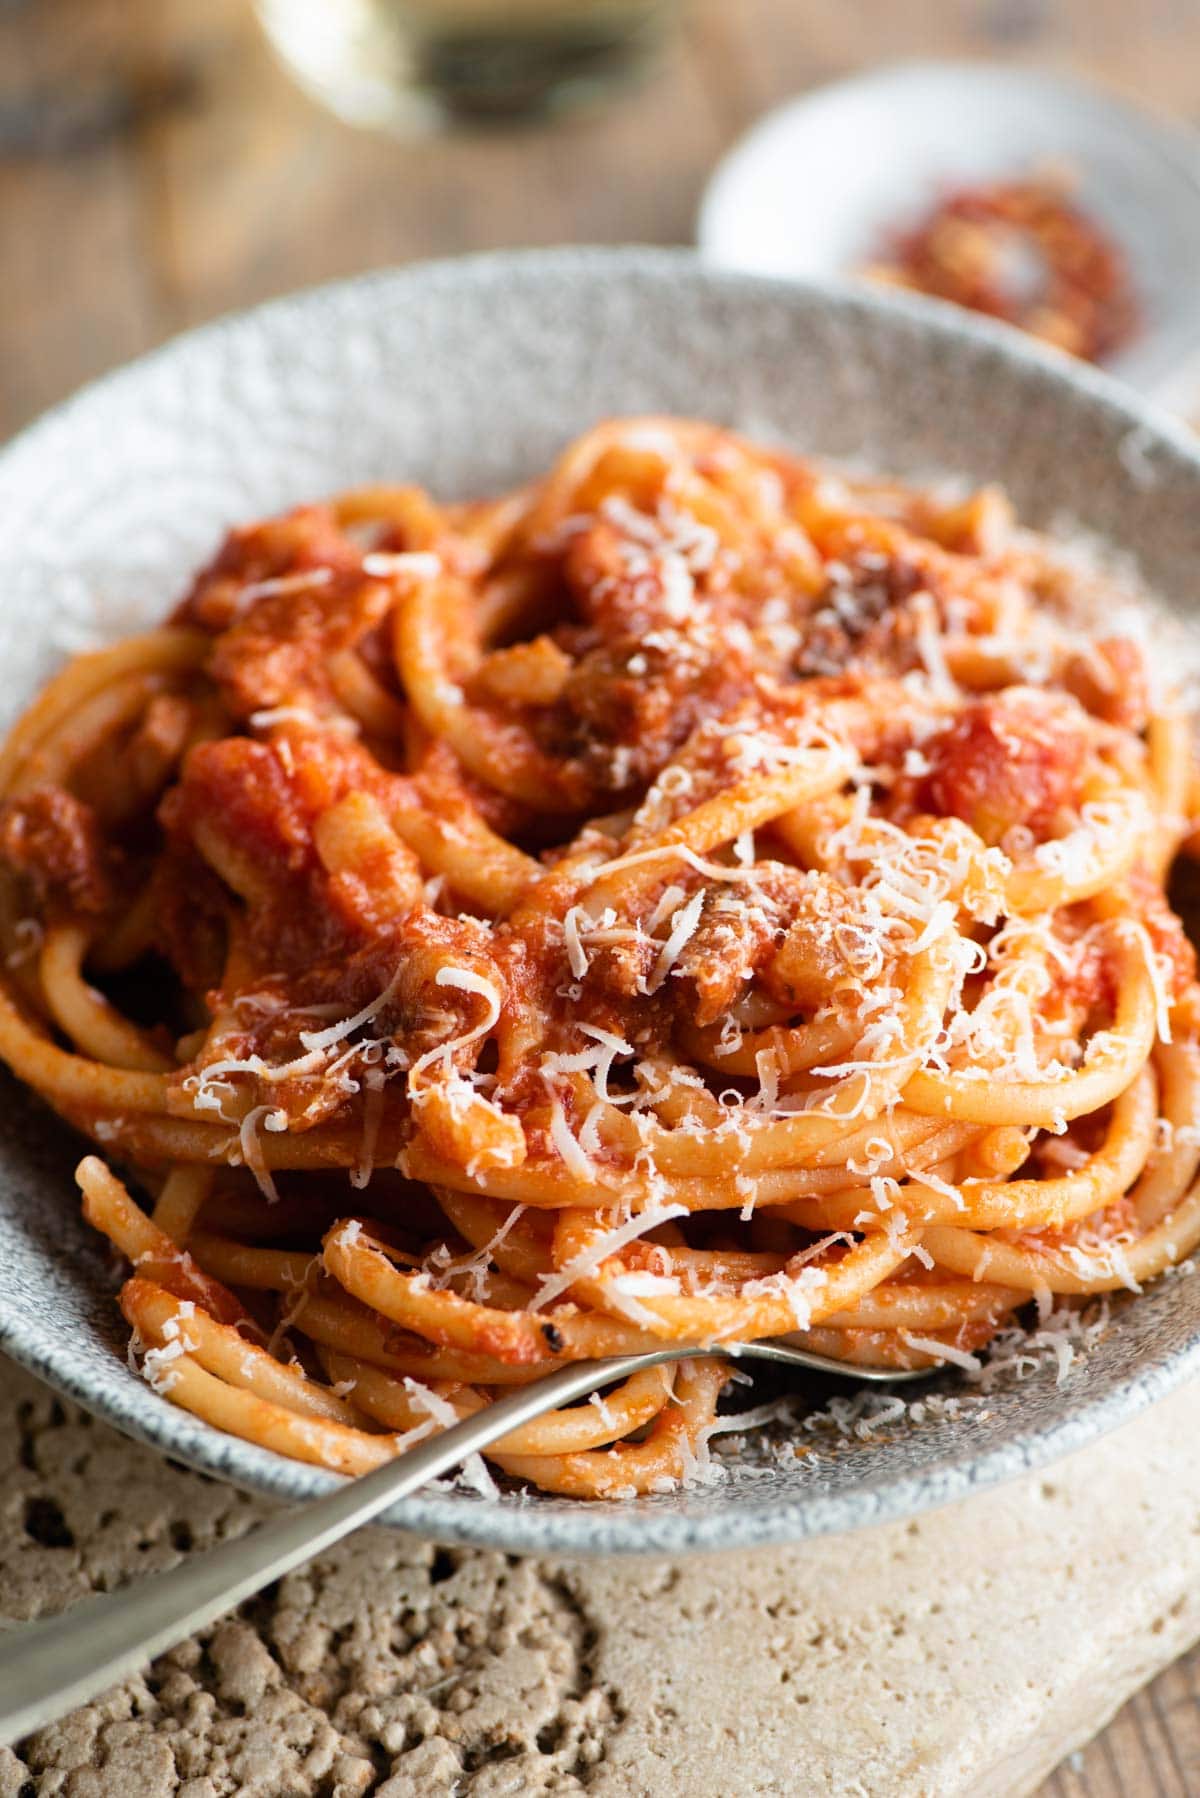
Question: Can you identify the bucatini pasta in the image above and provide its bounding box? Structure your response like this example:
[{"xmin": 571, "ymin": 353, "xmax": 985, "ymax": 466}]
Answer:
[{"xmin": 1, "ymin": 417, "xmax": 1196, "ymax": 1498}]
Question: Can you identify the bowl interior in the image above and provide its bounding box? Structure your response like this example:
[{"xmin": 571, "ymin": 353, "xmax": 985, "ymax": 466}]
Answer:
[{"xmin": 3, "ymin": 248, "xmax": 1200, "ymax": 1555}]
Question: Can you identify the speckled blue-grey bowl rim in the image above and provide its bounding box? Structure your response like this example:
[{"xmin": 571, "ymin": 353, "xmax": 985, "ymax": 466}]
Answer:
[{"xmin": 2, "ymin": 246, "xmax": 1200, "ymax": 1557}]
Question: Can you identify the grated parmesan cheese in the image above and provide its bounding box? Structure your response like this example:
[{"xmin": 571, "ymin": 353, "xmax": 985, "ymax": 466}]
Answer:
[{"xmin": 529, "ymin": 1204, "xmax": 687, "ymax": 1312}]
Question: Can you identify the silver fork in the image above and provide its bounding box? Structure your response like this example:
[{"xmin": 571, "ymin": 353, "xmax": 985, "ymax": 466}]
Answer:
[{"xmin": 0, "ymin": 1341, "xmax": 930, "ymax": 1746}]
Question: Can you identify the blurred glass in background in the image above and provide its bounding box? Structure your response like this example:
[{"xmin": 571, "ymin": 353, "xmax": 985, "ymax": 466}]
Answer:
[{"xmin": 254, "ymin": 0, "xmax": 683, "ymax": 132}]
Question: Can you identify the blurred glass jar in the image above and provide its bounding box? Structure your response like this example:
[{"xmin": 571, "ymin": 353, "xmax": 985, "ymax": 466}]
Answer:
[{"xmin": 254, "ymin": 0, "xmax": 683, "ymax": 132}]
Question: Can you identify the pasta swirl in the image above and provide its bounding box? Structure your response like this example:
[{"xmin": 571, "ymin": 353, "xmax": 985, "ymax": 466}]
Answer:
[{"xmin": 1, "ymin": 418, "xmax": 1197, "ymax": 1497}]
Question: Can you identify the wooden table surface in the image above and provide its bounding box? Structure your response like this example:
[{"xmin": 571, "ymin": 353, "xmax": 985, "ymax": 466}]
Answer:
[{"xmin": 2, "ymin": 1, "xmax": 1200, "ymax": 1791}]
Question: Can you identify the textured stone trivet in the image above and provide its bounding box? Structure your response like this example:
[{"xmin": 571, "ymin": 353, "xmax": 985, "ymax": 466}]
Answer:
[{"xmin": 1, "ymin": 1361, "xmax": 1198, "ymax": 1797}]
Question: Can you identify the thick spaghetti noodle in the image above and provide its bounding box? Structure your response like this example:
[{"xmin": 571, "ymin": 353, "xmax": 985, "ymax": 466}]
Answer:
[{"xmin": 1, "ymin": 418, "xmax": 1197, "ymax": 1498}]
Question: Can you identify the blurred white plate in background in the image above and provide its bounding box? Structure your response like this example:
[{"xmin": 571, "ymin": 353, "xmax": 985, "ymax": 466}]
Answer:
[{"xmin": 698, "ymin": 60, "xmax": 1200, "ymax": 409}]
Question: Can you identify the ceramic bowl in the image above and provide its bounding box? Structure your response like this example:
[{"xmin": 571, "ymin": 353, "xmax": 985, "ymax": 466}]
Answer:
[
  {"xmin": 699, "ymin": 61, "xmax": 1200, "ymax": 410},
  {"xmin": 3, "ymin": 248, "xmax": 1200, "ymax": 1554}
]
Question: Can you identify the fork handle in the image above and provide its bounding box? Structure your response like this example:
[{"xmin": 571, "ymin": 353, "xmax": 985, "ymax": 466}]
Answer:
[{"xmin": 0, "ymin": 1348, "xmax": 692, "ymax": 1748}]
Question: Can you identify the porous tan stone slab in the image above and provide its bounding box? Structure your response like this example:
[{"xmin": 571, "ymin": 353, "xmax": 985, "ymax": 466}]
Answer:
[{"xmin": 0, "ymin": 1357, "xmax": 1197, "ymax": 1797}]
